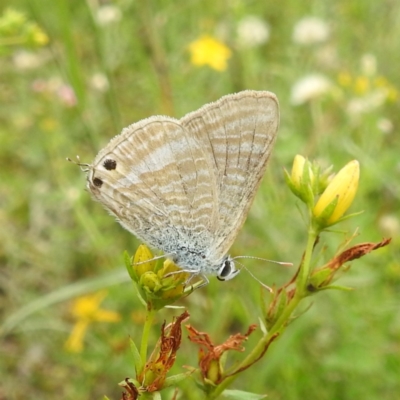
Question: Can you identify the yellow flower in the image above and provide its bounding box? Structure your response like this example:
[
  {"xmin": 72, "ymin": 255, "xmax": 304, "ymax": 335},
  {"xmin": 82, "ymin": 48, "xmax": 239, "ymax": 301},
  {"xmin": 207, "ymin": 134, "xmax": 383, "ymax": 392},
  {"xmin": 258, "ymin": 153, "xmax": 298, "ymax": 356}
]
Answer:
[
  {"xmin": 65, "ymin": 320, "xmax": 89, "ymax": 353},
  {"xmin": 354, "ymin": 76, "xmax": 369, "ymax": 95},
  {"xmin": 65, "ymin": 290, "xmax": 120, "ymax": 352},
  {"xmin": 157, "ymin": 259, "xmax": 189, "ymax": 299},
  {"xmin": 39, "ymin": 117, "xmax": 58, "ymax": 132},
  {"xmin": 313, "ymin": 160, "xmax": 360, "ymax": 226},
  {"xmin": 30, "ymin": 25, "xmax": 49, "ymax": 46},
  {"xmin": 0, "ymin": 9, "xmax": 48, "ymax": 48},
  {"xmin": 386, "ymin": 87, "xmax": 398, "ymax": 102},
  {"xmin": 188, "ymin": 35, "xmax": 232, "ymax": 71},
  {"xmin": 374, "ymin": 76, "xmax": 389, "ymax": 88},
  {"xmin": 126, "ymin": 245, "xmax": 192, "ymax": 310}
]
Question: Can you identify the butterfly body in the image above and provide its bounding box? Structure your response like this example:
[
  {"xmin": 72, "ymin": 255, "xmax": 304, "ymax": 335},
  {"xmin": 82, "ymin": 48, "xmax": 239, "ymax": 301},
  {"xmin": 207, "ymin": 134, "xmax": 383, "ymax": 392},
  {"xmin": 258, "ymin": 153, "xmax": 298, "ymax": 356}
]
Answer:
[{"xmin": 86, "ymin": 90, "xmax": 279, "ymax": 280}]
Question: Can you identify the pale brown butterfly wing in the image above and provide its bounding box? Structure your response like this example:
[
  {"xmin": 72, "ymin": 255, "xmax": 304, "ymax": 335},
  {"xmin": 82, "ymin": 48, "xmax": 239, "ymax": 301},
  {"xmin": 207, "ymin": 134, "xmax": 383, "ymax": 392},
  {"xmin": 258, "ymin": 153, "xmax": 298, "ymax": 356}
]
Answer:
[{"xmin": 181, "ymin": 90, "xmax": 279, "ymax": 258}]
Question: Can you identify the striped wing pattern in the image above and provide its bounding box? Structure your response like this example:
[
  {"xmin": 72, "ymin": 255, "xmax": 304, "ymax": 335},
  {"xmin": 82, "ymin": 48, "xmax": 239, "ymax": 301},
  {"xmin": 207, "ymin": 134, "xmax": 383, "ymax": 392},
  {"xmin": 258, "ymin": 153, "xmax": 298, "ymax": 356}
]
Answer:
[
  {"xmin": 181, "ymin": 91, "xmax": 279, "ymax": 257},
  {"xmin": 88, "ymin": 117, "xmax": 218, "ymax": 249}
]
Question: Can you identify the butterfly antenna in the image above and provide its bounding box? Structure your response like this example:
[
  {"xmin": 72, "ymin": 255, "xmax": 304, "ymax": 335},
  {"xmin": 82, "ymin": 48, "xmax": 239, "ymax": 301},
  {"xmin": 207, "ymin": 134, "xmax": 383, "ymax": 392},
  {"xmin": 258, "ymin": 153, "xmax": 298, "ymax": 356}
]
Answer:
[
  {"xmin": 232, "ymin": 255, "xmax": 292, "ymax": 267},
  {"xmin": 66, "ymin": 155, "xmax": 91, "ymax": 172},
  {"xmin": 235, "ymin": 261, "xmax": 273, "ymax": 292}
]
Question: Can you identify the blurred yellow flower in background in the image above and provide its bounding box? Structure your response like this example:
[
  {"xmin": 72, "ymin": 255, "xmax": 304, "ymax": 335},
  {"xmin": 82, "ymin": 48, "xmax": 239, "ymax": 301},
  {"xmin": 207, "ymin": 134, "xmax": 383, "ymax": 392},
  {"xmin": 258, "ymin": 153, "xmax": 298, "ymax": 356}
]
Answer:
[
  {"xmin": 337, "ymin": 71, "xmax": 352, "ymax": 87},
  {"xmin": 354, "ymin": 76, "xmax": 370, "ymax": 95},
  {"xmin": 337, "ymin": 54, "xmax": 398, "ymax": 117},
  {"xmin": 0, "ymin": 8, "xmax": 48, "ymax": 48},
  {"xmin": 188, "ymin": 35, "xmax": 232, "ymax": 71},
  {"xmin": 65, "ymin": 290, "xmax": 121, "ymax": 353},
  {"xmin": 29, "ymin": 24, "xmax": 48, "ymax": 46}
]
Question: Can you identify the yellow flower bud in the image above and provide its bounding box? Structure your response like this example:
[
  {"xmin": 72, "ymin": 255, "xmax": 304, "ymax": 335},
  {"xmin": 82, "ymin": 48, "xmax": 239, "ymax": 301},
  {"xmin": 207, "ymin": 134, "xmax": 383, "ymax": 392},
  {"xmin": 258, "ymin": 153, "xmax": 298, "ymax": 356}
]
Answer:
[
  {"xmin": 205, "ymin": 359, "xmax": 221, "ymax": 384},
  {"xmin": 313, "ymin": 160, "xmax": 359, "ymax": 226},
  {"xmin": 286, "ymin": 154, "xmax": 314, "ymax": 204},
  {"xmin": 127, "ymin": 246, "xmax": 192, "ymax": 310},
  {"xmin": 133, "ymin": 244, "xmax": 156, "ymax": 278},
  {"xmin": 291, "ymin": 154, "xmax": 306, "ymax": 190},
  {"xmin": 140, "ymin": 271, "xmax": 163, "ymax": 293}
]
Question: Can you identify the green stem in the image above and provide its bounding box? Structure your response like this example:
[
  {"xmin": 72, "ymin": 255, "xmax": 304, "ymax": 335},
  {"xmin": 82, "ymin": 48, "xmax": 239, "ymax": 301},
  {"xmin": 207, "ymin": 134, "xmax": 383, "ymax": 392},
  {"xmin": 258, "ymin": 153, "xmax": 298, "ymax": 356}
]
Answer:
[
  {"xmin": 296, "ymin": 222, "xmax": 318, "ymax": 296},
  {"xmin": 137, "ymin": 1, "xmax": 174, "ymax": 116},
  {"xmin": 208, "ymin": 223, "xmax": 319, "ymax": 399},
  {"xmin": 140, "ymin": 307, "xmax": 156, "ymax": 368}
]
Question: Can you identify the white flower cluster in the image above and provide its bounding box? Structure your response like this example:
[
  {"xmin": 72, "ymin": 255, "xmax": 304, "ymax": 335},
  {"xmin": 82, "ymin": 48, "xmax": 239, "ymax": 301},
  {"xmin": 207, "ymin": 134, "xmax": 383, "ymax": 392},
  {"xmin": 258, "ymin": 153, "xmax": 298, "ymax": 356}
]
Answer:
[
  {"xmin": 236, "ymin": 16, "xmax": 270, "ymax": 48},
  {"xmin": 292, "ymin": 17, "xmax": 330, "ymax": 45},
  {"xmin": 346, "ymin": 91, "xmax": 387, "ymax": 115},
  {"xmin": 291, "ymin": 74, "xmax": 332, "ymax": 105},
  {"xmin": 13, "ymin": 50, "xmax": 49, "ymax": 70},
  {"xmin": 96, "ymin": 5, "xmax": 122, "ymax": 26}
]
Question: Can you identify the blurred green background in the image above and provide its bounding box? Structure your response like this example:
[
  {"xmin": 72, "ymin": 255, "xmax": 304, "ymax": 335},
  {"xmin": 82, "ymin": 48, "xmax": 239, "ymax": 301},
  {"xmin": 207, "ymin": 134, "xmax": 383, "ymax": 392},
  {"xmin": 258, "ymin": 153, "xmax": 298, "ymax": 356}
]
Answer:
[{"xmin": 1, "ymin": 0, "xmax": 399, "ymax": 399}]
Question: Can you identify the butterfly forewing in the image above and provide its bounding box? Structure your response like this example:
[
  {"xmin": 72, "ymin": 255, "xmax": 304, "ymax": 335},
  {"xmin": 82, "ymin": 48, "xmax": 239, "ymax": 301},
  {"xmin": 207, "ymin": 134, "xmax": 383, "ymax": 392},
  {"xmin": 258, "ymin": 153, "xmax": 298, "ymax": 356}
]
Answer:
[{"xmin": 89, "ymin": 116, "xmax": 218, "ymax": 250}]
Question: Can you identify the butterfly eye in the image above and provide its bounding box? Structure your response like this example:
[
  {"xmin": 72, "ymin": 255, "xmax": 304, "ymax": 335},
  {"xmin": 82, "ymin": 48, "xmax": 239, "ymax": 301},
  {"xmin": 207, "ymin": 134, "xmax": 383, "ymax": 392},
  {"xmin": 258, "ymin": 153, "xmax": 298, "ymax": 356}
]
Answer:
[{"xmin": 217, "ymin": 259, "xmax": 239, "ymax": 281}]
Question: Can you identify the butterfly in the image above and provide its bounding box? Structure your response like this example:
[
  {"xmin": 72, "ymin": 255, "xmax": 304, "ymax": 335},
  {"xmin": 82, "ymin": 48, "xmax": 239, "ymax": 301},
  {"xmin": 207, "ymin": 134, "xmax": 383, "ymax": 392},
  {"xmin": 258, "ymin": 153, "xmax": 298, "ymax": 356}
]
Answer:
[{"xmin": 80, "ymin": 90, "xmax": 279, "ymax": 282}]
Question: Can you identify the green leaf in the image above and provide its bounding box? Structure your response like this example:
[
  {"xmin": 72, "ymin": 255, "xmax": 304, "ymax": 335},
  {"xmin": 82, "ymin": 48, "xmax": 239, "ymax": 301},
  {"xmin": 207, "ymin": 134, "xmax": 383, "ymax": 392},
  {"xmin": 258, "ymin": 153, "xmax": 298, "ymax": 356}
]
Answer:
[
  {"xmin": 130, "ymin": 338, "xmax": 143, "ymax": 376},
  {"xmin": 313, "ymin": 195, "xmax": 338, "ymax": 229},
  {"xmin": 284, "ymin": 168, "xmax": 300, "ymax": 197},
  {"xmin": 222, "ymin": 389, "xmax": 267, "ymax": 399},
  {"xmin": 328, "ymin": 210, "xmax": 365, "ymax": 226},
  {"xmin": 320, "ymin": 284, "xmax": 354, "ymax": 292},
  {"xmin": 275, "ymin": 288, "xmax": 288, "ymax": 320},
  {"xmin": 258, "ymin": 316, "xmax": 267, "ymax": 336},
  {"xmin": 124, "ymin": 250, "xmax": 137, "ymax": 281},
  {"xmin": 308, "ymin": 268, "xmax": 333, "ymax": 291},
  {"xmin": 264, "ymin": 287, "xmax": 288, "ymax": 329},
  {"xmin": 163, "ymin": 371, "xmax": 195, "ymax": 387}
]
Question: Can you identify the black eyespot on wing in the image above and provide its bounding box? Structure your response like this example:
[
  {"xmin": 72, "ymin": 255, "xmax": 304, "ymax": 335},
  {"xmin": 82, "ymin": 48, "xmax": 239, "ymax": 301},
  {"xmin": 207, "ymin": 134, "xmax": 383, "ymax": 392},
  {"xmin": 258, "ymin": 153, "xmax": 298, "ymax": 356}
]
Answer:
[
  {"xmin": 103, "ymin": 159, "xmax": 117, "ymax": 170},
  {"xmin": 93, "ymin": 177, "xmax": 103, "ymax": 187}
]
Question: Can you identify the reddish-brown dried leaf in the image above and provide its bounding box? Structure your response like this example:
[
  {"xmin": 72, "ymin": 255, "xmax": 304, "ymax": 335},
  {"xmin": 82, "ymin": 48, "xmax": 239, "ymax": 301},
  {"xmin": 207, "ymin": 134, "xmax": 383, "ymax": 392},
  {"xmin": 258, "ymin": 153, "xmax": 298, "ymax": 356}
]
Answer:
[
  {"xmin": 141, "ymin": 310, "xmax": 190, "ymax": 392},
  {"xmin": 326, "ymin": 238, "xmax": 391, "ymax": 271},
  {"xmin": 186, "ymin": 324, "xmax": 257, "ymax": 383},
  {"xmin": 121, "ymin": 379, "xmax": 139, "ymax": 400}
]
